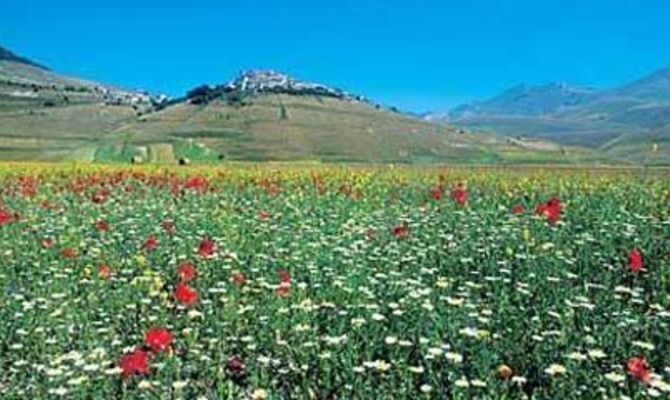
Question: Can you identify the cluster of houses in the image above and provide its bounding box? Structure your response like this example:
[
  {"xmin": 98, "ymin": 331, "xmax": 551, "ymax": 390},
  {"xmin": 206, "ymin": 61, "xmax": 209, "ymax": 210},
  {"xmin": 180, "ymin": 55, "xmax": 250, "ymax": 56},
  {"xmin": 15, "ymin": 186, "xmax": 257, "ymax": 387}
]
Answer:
[
  {"xmin": 95, "ymin": 86, "xmax": 169, "ymax": 108},
  {"xmin": 224, "ymin": 69, "xmax": 367, "ymax": 102}
]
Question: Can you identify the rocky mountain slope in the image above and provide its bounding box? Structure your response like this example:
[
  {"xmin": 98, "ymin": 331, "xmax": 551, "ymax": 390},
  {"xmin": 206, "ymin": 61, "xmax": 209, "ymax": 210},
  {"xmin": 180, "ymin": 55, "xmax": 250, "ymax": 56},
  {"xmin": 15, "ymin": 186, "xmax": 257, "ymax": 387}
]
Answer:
[
  {"xmin": 430, "ymin": 65, "xmax": 670, "ymax": 164},
  {"xmin": 448, "ymin": 82, "xmax": 597, "ymax": 119}
]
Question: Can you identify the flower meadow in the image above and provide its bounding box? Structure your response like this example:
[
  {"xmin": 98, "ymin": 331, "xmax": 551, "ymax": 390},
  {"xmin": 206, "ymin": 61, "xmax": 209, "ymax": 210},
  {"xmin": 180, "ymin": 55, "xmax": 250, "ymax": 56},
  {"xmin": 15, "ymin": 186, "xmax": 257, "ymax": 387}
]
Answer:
[{"xmin": 1, "ymin": 164, "xmax": 670, "ymax": 399}]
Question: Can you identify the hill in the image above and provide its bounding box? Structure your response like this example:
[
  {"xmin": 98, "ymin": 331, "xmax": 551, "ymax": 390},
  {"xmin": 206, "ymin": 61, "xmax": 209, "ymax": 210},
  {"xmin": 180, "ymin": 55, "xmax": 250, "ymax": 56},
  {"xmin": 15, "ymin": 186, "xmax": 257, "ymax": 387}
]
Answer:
[
  {"xmin": 0, "ymin": 46, "xmax": 609, "ymax": 164},
  {"xmin": 0, "ymin": 46, "xmax": 164, "ymax": 161},
  {"xmin": 115, "ymin": 89, "xmax": 610, "ymax": 164},
  {"xmin": 433, "ymin": 65, "xmax": 670, "ymax": 164},
  {"xmin": 66, "ymin": 70, "xmax": 617, "ymax": 164},
  {"xmin": 448, "ymin": 82, "xmax": 597, "ymax": 119},
  {"xmin": 0, "ymin": 45, "xmax": 49, "ymax": 70}
]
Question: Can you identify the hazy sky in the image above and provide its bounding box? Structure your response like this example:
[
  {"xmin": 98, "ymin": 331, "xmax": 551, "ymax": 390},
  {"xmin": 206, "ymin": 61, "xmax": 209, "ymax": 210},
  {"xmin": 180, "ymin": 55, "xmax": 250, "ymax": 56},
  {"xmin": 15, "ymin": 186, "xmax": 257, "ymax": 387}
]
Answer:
[{"xmin": 1, "ymin": 0, "xmax": 669, "ymax": 112}]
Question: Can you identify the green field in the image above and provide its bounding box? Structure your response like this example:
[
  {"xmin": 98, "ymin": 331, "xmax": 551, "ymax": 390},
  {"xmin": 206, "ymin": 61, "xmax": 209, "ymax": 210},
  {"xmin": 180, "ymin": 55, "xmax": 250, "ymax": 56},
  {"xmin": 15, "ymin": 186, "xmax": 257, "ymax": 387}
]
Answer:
[{"xmin": 1, "ymin": 164, "xmax": 669, "ymax": 398}]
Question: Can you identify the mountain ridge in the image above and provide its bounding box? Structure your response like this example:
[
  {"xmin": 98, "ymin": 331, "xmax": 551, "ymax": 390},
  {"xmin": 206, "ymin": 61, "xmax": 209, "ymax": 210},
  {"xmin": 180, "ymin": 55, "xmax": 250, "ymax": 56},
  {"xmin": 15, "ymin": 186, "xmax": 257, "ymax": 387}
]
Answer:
[
  {"xmin": 0, "ymin": 45, "xmax": 49, "ymax": 70},
  {"xmin": 429, "ymin": 63, "xmax": 670, "ymax": 163},
  {"xmin": 446, "ymin": 81, "xmax": 597, "ymax": 120}
]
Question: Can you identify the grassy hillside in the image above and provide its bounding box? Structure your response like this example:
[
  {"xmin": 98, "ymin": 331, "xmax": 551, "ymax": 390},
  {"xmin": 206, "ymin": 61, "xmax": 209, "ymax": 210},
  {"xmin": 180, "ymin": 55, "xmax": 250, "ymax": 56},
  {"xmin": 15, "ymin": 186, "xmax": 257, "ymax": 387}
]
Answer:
[
  {"xmin": 0, "ymin": 50, "xmax": 612, "ymax": 165},
  {"xmin": 0, "ymin": 56, "xmax": 150, "ymax": 161},
  {"xmin": 110, "ymin": 94, "xmax": 611, "ymax": 164},
  {"xmin": 0, "ymin": 90, "xmax": 610, "ymax": 164},
  {"xmin": 0, "ymin": 102, "xmax": 138, "ymax": 161}
]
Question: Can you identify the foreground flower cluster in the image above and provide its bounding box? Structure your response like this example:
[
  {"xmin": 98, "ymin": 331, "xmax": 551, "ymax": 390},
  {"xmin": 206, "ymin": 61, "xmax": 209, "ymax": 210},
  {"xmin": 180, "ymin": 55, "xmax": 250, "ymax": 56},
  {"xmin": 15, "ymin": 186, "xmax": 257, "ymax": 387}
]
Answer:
[{"xmin": 1, "ymin": 164, "xmax": 669, "ymax": 399}]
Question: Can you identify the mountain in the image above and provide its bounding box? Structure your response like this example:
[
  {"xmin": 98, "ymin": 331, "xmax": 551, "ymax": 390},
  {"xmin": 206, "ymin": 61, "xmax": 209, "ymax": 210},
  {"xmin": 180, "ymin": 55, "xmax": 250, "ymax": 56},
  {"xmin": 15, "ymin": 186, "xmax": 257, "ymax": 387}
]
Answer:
[
  {"xmin": 0, "ymin": 45, "xmax": 608, "ymax": 164},
  {"xmin": 434, "ymin": 65, "xmax": 670, "ymax": 164},
  {"xmin": 0, "ymin": 45, "xmax": 49, "ymax": 70},
  {"xmin": 613, "ymin": 66, "xmax": 670, "ymax": 100},
  {"xmin": 448, "ymin": 82, "xmax": 596, "ymax": 119}
]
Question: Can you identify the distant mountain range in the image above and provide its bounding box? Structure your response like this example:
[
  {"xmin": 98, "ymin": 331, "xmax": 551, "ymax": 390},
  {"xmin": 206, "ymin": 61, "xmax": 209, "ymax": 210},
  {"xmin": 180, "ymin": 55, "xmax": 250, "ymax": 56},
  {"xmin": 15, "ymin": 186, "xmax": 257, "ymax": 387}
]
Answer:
[
  {"xmin": 426, "ymin": 65, "xmax": 670, "ymax": 163},
  {"xmin": 0, "ymin": 44, "xmax": 619, "ymax": 164},
  {"xmin": 448, "ymin": 82, "xmax": 597, "ymax": 118}
]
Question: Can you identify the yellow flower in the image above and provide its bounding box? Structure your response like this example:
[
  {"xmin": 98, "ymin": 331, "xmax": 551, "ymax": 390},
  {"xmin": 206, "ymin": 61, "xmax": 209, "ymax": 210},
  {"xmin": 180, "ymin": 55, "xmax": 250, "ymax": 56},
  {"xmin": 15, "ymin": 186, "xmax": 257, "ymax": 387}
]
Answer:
[
  {"xmin": 152, "ymin": 276, "xmax": 164, "ymax": 291},
  {"xmin": 477, "ymin": 329, "xmax": 491, "ymax": 340},
  {"xmin": 135, "ymin": 254, "xmax": 147, "ymax": 268}
]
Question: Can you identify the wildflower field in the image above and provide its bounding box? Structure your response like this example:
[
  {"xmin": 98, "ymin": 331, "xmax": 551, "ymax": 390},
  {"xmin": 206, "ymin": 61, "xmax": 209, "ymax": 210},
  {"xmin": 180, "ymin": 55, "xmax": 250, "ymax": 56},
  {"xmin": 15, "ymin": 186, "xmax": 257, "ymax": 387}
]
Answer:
[{"xmin": 1, "ymin": 163, "xmax": 670, "ymax": 399}]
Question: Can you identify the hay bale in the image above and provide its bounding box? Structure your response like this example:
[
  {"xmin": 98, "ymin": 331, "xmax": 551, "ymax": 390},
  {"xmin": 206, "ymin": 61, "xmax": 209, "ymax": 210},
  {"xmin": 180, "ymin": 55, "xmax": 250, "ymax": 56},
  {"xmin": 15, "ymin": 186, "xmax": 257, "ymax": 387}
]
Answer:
[{"xmin": 178, "ymin": 157, "xmax": 191, "ymax": 166}]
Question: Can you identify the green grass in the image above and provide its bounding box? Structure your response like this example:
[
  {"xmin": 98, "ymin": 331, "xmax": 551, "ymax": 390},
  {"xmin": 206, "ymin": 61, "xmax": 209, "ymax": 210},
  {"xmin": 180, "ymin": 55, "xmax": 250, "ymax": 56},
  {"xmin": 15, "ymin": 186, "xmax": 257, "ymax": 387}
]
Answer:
[
  {"xmin": 0, "ymin": 165, "xmax": 669, "ymax": 399},
  {"xmin": 172, "ymin": 140, "xmax": 221, "ymax": 163},
  {"xmin": 93, "ymin": 144, "xmax": 146, "ymax": 163}
]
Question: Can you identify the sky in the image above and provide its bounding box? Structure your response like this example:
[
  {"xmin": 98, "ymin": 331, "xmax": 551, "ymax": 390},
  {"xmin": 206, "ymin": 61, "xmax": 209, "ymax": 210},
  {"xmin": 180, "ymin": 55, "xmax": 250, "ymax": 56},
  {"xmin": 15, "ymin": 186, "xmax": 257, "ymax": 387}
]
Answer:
[{"xmin": 1, "ymin": 0, "xmax": 669, "ymax": 112}]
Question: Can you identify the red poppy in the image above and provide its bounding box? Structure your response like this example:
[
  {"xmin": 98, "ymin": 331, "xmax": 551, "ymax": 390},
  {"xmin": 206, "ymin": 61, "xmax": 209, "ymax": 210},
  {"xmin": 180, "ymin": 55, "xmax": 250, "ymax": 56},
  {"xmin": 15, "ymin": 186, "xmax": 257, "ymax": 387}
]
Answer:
[
  {"xmin": 22, "ymin": 183, "xmax": 37, "ymax": 199},
  {"xmin": 95, "ymin": 220, "xmax": 110, "ymax": 232},
  {"xmin": 60, "ymin": 248, "xmax": 77, "ymax": 259},
  {"xmin": 184, "ymin": 176, "xmax": 208, "ymax": 191},
  {"xmin": 197, "ymin": 238, "xmax": 215, "ymax": 258},
  {"xmin": 178, "ymin": 262, "xmax": 197, "ymax": 282},
  {"xmin": 452, "ymin": 185, "xmax": 468, "ymax": 206},
  {"xmin": 258, "ymin": 210, "xmax": 269, "ymax": 221},
  {"xmin": 430, "ymin": 186, "xmax": 443, "ymax": 201},
  {"xmin": 546, "ymin": 197, "xmax": 561, "ymax": 224},
  {"xmin": 91, "ymin": 190, "xmax": 108, "ymax": 204},
  {"xmin": 535, "ymin": 197, "xmax": 561, "ymax": 224},
  {"xmin": 278, "ymin": 269, "xmax": 291, "ymax": 285},
  {"xmin": 174, "ymin": 282, "xmax": 198, "ymax": 306},
  {"xmin": 266, "ymin": 184, "xmax": 280, "ymax": 196},
  {"xmin": 511, "ymin": 205, "xmax": 525, "ymax": 215},
  {"xmin": 145, "ymin": 328, "xmax": 174, "ymax": 353},
  {"xmin": 231, "ymin": 272, "xmax": 246, "ymax": 287},
  {"xmin": 98, "ymin": 264, "xmax": 111, "ymax": 279},
  {"xmin": 119, "ymin": 349, "xmax": 150, "ymax": 379},
  {"xmin": 276, "ymin": 285, "xmax": 290, "ymax": 297},
  {"xmin": 163, "ymin": 220, "xmax": 175, "ymax": 236},
  {"xmin": 226, "ymin": 356, "xmax": 245, "ymax": 373},
  {"xmin": 627, "ymin": 357, "xmax": 651, "ymax": 383},
  {"xmin": 0, "ymin": 209, "xmax": 13, "ymax": 225},
  {"xmin": 42, "ymin": 238, "xmax": 55, "ymax": 249},
  {"xmin": 171, "ymin": 179, "xmax": 180, "ymax": 196},
  {"xmin": 143, "ymin": 236, "xmax": 158, "ymax": 251},
  {"xmin": 393, "ymin": 225, "xmax": 408, "ymax": 240},
  {"xmin": 628, "ymin": 249, "xmax": 643, "ymax": 273}
]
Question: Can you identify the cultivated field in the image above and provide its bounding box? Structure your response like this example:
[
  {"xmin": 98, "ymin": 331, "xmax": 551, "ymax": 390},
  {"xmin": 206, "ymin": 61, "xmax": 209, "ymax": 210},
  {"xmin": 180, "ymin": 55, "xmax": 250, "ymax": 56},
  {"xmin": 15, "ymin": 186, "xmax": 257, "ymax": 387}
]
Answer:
[{"xmin": 1, "ymin": 164, "xmax": 669, "ymax": 399}]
